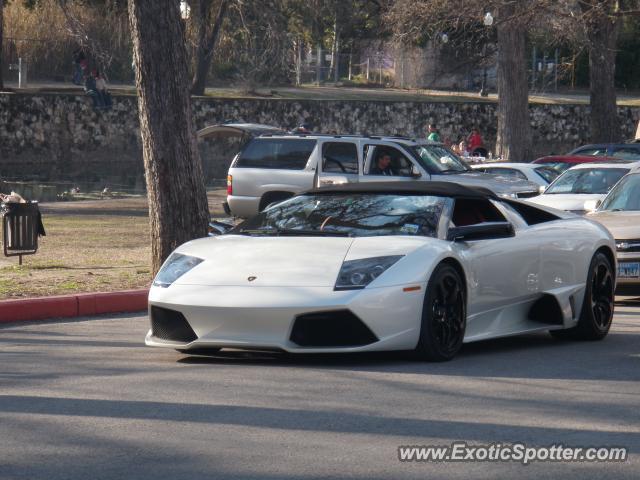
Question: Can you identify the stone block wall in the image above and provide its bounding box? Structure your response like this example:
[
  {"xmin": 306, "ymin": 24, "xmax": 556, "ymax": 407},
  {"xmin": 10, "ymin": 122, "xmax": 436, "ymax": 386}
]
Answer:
[{"xmin": 1, "ymin": 92, "xmax": 639, "ymax": 188}]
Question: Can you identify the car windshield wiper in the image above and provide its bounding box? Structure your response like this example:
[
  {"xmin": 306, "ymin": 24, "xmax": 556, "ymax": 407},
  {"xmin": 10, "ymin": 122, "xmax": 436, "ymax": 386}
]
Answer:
[
  {"xmin": 273, "ymin": 228, "xmax": 352, "ymax": 237},
  {"xmin": 436, "ymin": 169, "xmax": 467, "ymax": 174},
  {"xmin": 235, "ymin": 228, "xmax": 351, "ymax": 237},
  {"xmin": 233, "ymin": 228, "xmax": 279, "ymax": 236}
]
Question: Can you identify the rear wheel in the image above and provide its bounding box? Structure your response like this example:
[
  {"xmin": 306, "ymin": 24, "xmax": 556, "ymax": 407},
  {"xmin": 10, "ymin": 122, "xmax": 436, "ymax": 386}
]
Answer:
[
  {"xmin": 550, "ymin": 252, "xmax": 614, "ymax": 341},
  {"xmin": 414, "ymin": 263, "xmax": 466, "ymax": 361},
  {"xmin": 259, "ymin": 192, "xmax": 294, "ymax": 211}
]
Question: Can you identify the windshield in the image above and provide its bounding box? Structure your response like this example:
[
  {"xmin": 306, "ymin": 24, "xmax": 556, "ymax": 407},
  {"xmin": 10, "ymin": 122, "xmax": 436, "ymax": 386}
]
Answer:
[
  {"xmin": 599, "ymin": 173, "xmax": 640, "ymax": 211},
  {"xmin": 412, "ymin": 145, "xmax": 470, "ymax": 173},
  {"xmin": 545, "ymin": 168, "xmax": 629, "ymax": 195},
  {"xmin": 231, "ymin": 193, "xmax": 448, "ymax": 237},
  {"xmin": 536, "ymin": 161, "xmax": 573, "ymax": 172},
  {"xmin": 534, "ymin": 166, "xmax": 561, "ymax": 184}
]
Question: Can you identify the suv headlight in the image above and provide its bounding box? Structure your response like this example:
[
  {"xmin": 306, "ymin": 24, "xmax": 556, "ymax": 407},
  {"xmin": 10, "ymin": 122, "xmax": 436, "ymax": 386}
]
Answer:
[
  {"xmin": 153, "ymin": 253, "xmax": 204, "ymax": 288},
  {"xmin": 335, "ymin": 256, "xmax": 403, "ymax": 290}
]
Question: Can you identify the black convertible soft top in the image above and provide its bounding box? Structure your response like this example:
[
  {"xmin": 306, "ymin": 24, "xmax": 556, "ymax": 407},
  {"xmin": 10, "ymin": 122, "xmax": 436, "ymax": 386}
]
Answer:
[{"xmin": 306, "ymin": 181, "xmax": 498, "ymax": 200}]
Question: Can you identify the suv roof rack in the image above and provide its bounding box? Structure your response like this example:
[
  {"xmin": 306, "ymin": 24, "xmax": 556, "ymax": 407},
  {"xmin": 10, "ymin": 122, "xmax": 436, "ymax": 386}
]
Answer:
[{"xmin": 257, "ymin": 132, "xmax": 419, "ymax": 142}]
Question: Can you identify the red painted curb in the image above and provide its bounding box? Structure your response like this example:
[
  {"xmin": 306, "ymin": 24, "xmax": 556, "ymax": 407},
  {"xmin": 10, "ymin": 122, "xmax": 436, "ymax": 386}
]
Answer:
[{"xmin": 0, "ymin": 289, "xmax": 149, "ymax": 323}]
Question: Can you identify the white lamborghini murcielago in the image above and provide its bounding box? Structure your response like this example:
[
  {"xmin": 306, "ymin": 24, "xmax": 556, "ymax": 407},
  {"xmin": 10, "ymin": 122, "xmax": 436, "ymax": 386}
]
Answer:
[{"xmin": 146, "ymin": 182, "xmax": 616, "ymax": 361}]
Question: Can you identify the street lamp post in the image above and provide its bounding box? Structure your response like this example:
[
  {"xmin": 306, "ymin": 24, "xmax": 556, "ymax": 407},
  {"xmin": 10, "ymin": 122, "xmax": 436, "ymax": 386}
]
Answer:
[
  {"xmin": 180, "ymin": 1, "xmax": 191, "ymax": 20},
  {"xmin": 479, "ymin": 12, "xmax": 493, "ymax": 97}
]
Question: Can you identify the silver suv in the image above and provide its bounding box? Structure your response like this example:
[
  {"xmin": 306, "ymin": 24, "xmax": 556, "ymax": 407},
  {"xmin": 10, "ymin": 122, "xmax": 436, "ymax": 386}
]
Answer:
[{"xmin": 218, "ymin": 128, "xmax": 540, "ymax": 217}]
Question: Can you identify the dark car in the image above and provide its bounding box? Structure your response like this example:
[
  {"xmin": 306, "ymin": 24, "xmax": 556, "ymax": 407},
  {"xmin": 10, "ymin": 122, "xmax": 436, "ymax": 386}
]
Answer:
[
  {"xmin": 569, "ymin": 143, "xmax": 640, "ymax": 161},
  {"xmin": 532, "ymin": 155, "xmax": 622, "ymax": 173}
]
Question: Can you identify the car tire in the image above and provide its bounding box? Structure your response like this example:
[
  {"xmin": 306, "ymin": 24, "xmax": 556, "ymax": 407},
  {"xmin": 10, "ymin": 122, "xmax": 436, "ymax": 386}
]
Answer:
[
  {"xmin": 550, "ymin": 252, "xmax": 614, "ymax": 341},
  {"xmin": 414, "ymin": 263, "xmax": 466, "ymax": 361},
  {"xmin": 259, "ymin": 192, "xmax": 294, "ymax": 212}
]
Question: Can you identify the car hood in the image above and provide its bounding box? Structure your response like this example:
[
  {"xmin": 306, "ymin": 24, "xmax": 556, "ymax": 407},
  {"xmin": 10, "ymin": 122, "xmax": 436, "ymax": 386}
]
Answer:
[
  {"xmin": 171, "ymin": 235, "xmax": 430, "ymax": 287},
  {"xmin": 432, "ymin": 171, "xmax": 539, "ymax": 195},
  {"xmin": 527, "ymin": 193, "xmax": 605, "ymax": 212},
  {"xmin": 588, "ymin": 211, "xmax": 640, "ymax": 239}
]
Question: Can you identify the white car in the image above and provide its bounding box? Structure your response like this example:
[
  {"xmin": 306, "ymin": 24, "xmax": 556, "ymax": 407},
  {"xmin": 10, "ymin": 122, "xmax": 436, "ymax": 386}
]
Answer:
[
  {"xmin": 146, "ymin": 182, "xmax": 616, "ymax": 361},
  {"xmin": 527, "ymin": 161, "xmax": 640, "ymax": 215},
  {"xmin": 471, "ymin": 162, "xmax": 560, "ymax": 188}
]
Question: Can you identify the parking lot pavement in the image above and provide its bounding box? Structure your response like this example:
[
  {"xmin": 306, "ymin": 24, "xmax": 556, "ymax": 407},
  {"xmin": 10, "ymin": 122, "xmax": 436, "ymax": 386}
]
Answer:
[{"xmin": 1, "ymin": 306, "xmax": 639, "ymax": 480}]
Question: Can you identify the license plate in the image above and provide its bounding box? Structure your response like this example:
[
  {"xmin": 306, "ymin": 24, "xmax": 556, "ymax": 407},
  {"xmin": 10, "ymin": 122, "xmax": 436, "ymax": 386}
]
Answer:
[{"xmin": 618, "ymin": 262, "xmax": 640, "ymax": 278}]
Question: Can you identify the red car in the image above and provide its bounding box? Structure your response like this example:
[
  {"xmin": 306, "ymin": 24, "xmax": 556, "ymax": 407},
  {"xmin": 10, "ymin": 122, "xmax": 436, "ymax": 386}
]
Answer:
[{"xmin": 532, "ymin": 155, "xmax": 621, "ymax": 173}]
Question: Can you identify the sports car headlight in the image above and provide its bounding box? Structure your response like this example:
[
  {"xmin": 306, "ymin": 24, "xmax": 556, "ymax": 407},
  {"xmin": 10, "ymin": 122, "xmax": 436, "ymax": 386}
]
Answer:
[
  {"xmin": 335, "ymin": 256, "xmax": 404, "ymax": 290},
  {"xmin": 153, "ymin": 253, "xmax": 204, "ymax": 288}
]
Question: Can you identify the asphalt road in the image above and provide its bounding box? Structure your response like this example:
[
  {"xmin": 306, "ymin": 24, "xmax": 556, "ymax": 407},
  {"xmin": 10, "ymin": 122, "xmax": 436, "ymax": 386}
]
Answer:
[{"xmin": 1, "ymin": 306, "xmax": 639, "ymax": 479}]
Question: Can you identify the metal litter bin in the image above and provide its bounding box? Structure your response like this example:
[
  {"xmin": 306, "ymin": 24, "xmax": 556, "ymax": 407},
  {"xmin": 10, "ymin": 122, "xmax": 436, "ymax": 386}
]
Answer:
[{"xmin": 1, "ymin": 202, "xmax": 44, "ymax": 265}]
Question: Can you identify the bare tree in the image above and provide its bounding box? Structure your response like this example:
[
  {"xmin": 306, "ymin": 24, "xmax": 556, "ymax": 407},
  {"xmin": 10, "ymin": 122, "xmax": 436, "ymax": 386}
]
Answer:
[
  {"xmin": 0, "ymin": 0, "xmax": 4, "ymax": 90},
  {"xmin": 581, "ymin": 1, "xmax": 622, "ymax": 142},
  {"xmin": 190, "ymin": 0, "xmax": 229, "ymax": 95},
  {"xmin": 547, "ymin": 0, "xmax": 640, "ymax": 143},
  {"xmin": 56, "ymin": 0, "xmax": 125, "ymax": 73},
  {"xmin": 387, "ymin": 0, "xmax": 538, "ymax": 160},
  {"xmin": 494, "ymin": 2, "xmax": 531, "ymax": 161},
  {"xmin": 128, "ymin": 0, "xmax": 209, "ymax": 275},
  {"xmin": 231, "ymin": 0, "xmax": 291, "ymax": 92}
]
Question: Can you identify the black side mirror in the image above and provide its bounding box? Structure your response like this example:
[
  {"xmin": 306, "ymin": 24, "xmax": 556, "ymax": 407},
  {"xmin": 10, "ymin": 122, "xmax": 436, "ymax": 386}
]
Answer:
[{"xmin": 447, "ymin": 222, "xmax": 515, "ymax": 242}]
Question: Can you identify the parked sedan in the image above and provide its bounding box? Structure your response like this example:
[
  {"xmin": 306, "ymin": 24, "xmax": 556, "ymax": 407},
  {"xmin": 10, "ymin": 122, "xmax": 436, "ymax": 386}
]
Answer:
[
  {"xmin": 570, "ymin": 143, "xmax": 640, "ymax": 161},
  {"xmin": 146, "ymin": 182, "xmax": 615, "ymax": 362},
  {"xmin": 532, "ymin": 155, "xmax": 620, "ymax": 173},
  {"xmin": 588, "ymin": 172, "xmax": 640, "ymax": 294},
  {"xmin": 527, "ymin": 162, "xmax": 639, "ymax": 215},
  {"xmin": 471, "ymin": 162, "xmax": 559, "ymax": 188}
]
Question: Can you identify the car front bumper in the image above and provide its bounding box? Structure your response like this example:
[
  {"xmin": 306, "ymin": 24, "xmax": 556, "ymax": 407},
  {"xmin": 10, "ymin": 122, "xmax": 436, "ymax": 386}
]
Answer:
[{"xmin": 146, "ymin": 283, "xmax": 425, "ymax": 353}]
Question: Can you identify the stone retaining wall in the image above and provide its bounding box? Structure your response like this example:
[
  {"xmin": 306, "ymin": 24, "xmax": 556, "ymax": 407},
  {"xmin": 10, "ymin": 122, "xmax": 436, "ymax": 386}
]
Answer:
[{"xmin": 1, "ymin": 92, "xmax": 639, "ymax": 189}]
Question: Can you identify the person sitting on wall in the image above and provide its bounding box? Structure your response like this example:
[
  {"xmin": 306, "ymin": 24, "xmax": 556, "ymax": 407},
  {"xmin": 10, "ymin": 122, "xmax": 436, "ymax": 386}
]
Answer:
[
  {"xmin": 458, "ymin": 140, "xmax": 470, "ymax": 157},
  {"xmin": 467, "ymin": 127, "xmax": 487, "ymax": 156},
  {"xmin": 84, "ymin": 72, "xmax": 104, "ymax": 109},
  {"xmin": 95, "ymin": 69, "xmax": 112, "ymax": 109}
]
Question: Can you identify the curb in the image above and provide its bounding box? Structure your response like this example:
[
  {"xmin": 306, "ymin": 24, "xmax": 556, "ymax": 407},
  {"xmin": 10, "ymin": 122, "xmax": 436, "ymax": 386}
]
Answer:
[{"xmin": 0, "ymin": 289, "xmax": 149, "ymax": 324}]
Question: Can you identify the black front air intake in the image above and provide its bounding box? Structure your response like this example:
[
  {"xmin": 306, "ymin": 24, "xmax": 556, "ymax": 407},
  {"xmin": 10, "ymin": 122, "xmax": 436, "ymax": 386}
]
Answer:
[
  {"xmin": 290, "ymin": 310, "xmax": 378, "ymax": 348},
  {"xmin": 150, "ymin": 306, "xmax": 198, "ymax": 343}
]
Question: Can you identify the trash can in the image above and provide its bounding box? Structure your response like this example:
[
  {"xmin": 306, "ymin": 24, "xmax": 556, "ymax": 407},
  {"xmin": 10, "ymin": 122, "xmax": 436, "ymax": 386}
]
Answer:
[{"xmin": 1, "ymin": 202, "xmax": 45, "ymax": 265}]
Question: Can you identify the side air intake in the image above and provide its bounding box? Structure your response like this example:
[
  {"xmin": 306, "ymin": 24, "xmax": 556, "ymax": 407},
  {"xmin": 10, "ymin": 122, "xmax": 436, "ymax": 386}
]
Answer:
[{"xmin": 150, "ymin": 306, "xmax": 198, "ymax": 343}]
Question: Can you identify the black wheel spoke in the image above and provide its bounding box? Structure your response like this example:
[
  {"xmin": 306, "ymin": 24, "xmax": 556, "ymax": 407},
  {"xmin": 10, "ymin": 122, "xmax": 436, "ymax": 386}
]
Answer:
[
  {"xmin": 431, "ymin": 272, "xmax": 465, "ymax": 353},
  {"xmin": 590, "ymin": 261, "xmax": 613, "ymax": 330}
]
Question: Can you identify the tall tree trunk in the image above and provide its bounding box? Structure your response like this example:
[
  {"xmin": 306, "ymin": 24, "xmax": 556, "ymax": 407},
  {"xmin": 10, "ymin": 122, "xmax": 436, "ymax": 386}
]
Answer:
[
  {"xmin": 495, "ymin": 5, "xmax": 531, "ymax": 162},
  {"xmin": 0, "ymin": 0, "xmax": 4, "ymax": 91},
  {"xmin": 329, "ymin": 15, "xmax": 337, "ymax": 80},
  {"xmin": 191, "ymin": 0, "xmax": 229, "ymax": 96},
  {"xmin": 128, "ymin": 0, "xmax": 209, "ymax": 275},
  {"xmin": 587, "ymin": 11, "xmax": 621, "ymax": 143}
]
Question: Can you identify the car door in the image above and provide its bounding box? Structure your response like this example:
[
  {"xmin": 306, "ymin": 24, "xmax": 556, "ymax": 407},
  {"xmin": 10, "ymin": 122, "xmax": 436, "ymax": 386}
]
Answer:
[
  {"xmin": 315, "ymin": 140, "xmax": 361, "ymax": 187},
  {"xmin": 449, "ymin": 198, "xmax": 541, "ymax": 340},
  {"xmin": 360, "ymin": 142, "xmax": 427, "ymax": 183}
]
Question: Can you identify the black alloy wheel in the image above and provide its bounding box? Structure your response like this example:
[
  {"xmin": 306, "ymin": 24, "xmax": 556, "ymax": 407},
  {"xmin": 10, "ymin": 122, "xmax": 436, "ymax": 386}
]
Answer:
[
  {"xmin": 550, "ymin": 252, "xmax": 614, "ymax": 341},
  {"xmin": 415, "ymin": 263, "xmax": 466, "ymax": 361}
]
